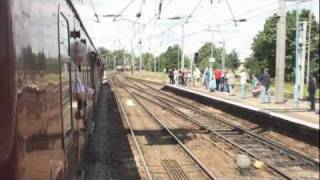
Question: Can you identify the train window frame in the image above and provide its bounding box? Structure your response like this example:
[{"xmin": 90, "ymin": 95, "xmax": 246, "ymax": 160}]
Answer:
[{"xmin": 58, "ymin": 6, "xmax": 75, "ymax": 152}]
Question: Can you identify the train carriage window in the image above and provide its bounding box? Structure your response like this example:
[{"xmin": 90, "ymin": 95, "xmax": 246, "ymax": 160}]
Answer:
[{"xmin": 58, "ymin": 11, "xmax": 74, "ymax": 145}]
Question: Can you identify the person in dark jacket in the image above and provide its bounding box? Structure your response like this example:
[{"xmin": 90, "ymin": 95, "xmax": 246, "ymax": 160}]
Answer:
[
  {"xmin": 308, "ymin": 73, "xmax": 317, "ymax": 111},
  {"xmin": 168, "ymin": 69, "xmax": 174, "ymax": 84},
  {"xmin": 259, "ymin": 68, "xmax": 271, "ymax": 103}
]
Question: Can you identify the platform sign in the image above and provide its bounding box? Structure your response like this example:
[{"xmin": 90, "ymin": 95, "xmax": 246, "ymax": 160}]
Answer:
[{"xmin": 209, "ymin": 57, "xmax": 215, "ymax": 63}]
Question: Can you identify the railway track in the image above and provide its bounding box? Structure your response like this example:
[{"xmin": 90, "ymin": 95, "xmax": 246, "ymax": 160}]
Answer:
[
  {"xmin": 125, "ymin": 77, "xmax": 320, "ymax": 180},
  {"xmin": 110, "ymin": 77, "xmax": 216, "ymax": 180}
]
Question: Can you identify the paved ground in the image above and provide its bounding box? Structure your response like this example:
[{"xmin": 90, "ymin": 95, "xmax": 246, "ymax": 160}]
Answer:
[
  {"xmin": 186, "ymin": 85, "xmax": 319, "ymax": 125},
  {"xmin": 126, "ymin": 72, "xmax": 319, "ymax": 126}
]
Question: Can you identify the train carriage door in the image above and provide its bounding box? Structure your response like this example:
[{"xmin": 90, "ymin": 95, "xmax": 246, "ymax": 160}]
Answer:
[{"xmin": 57, "ymin": 7, "xmax": 77, "ymax": 177}]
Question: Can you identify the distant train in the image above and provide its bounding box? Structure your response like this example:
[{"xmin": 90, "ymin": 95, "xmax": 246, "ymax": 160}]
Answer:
[
  {"xmin": 116, "ymin": 65, "xmax": 132, "ymax": 71},
  {"xmin": 0, "ymin": 0, "xmax": 103, "ymax": 179}
]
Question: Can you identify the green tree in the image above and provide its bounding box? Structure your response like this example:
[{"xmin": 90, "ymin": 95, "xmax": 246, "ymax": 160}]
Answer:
[
  {"xmin": 225, "ymin": 49, "xmax": 240, "ymax": 70},
  {"xmin": 140, "ymin": 52, "xmax": 154, "ymax": 71},
  {"xmin": 98, "ymin": 47, "xmax": 112, "ymax": 69},
  {"xmin": 246, "ymin": 10, "xmax": 319, "ymax": 80},
  {"xmin": 197, "ymin": 42, "xmax": 240, "ymax": 72},
  {"xmin": 158, "ymin": 44, "xmax": 190, "ymax": 71}
]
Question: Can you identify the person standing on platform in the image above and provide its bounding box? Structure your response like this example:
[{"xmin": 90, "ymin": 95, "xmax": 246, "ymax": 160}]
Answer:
[
  {"xmin": 239, "ymin": 69, "xmax": 248, "ymax": 99},
  {"xmin": 203, "ymin": 67, "xmax": 210, "ymax": 89},
  {"xmin": 193, "ymin": 67, "xmax": 201, "ymax": 87},
  {"xmin": 220, "ymin": 70, "xmax": 225, "ymax": 91},
  {"xmin": 259, "ymin": 68, "xmax": 271, "ymax": 103},
  {"xmin": 308, "ymin": 73, "xmax": 317, "ymax": 111},
  {"xmin": 226, "ymin": 69, "xmax": 235, "ymax": 96},
  {"xmin": 252, "ymin": 75, "xmax": 258, "ymax": 89},
  {"xmin": 173, "ymin": 69, "xmax": 179, "ymax": 86},
  {"xmin": 168, "ymin": 69, "xmax": 174, "ymax": 84},
  {"xmin": 223, "ymin": 69, "xmax": 229, "ymax": 92},
  {"xmin": 215, "ymin": 68, "xmax": 222, "ymax": 91},
  {"xmin": 209, "ymin": 68, "xmax": 216, "ymax": 92},
  {"xmin": 181, "ymin": 69, "xmax": 186, "ymax": 86}
]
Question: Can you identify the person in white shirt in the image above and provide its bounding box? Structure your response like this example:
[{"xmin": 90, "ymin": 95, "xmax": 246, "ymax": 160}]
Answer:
[
  {"xmin": 173, "ymin": 69, "xmax": 179, "ymax": 86},
  {"xmin": 193, "ymin": 67, "xmax": 201, "ymax": 87},
  {"xmin": 226, "ymin": 69, "xmax": 235, "ymax": 96},
  {"xmin": 239, "ymin": 69, "xmax": 248, "ymax": 99}
]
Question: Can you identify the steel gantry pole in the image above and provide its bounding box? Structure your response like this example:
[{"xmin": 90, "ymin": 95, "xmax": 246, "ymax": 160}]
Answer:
[
  {"xmin": 177, "ymin": 46, "xmax": 180, "ymax": 69},
  {"xmin": 306, "ymin": 1, "xmax": 313, "ymax": 95},
  {"xmin": 294, "ymin": 0, "xmax": 301, "ymax": 107},
  {"xmin": 181, "ymin": 24, "xmax": 185, "ymax": 70},
  {"xmin": 113, "ymin": 54, "xmax": 116, "ymax": 70},
  {"xmin": 210, "ymin": 30, "xmax": 214, "ymax": 68},
  {"xmin": 221, "ymin": 39, "xmax": 226, "ymax": 70},
  {"xmin": 131, "ymin": 38, "xmax": 134, "ymax": 74},
  {"xmin": 139, "ymin": 39, "xmax": 142, "ymax": 72},
  {"xmin": 275, "ymin": 0, "xmax": 287, "ymax": 103}
]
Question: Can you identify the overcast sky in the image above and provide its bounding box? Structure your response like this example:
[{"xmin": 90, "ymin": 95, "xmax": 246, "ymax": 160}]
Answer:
[{"xmin": 74, "ymin": 0, "xmax": 319, "ymax": 60}]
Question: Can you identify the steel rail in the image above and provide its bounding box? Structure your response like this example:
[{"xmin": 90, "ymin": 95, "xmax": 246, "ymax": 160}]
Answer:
[
  {"xmin": 115, "ymin": 77, "xmax": 217, "ymax": 180},
  {"xmin": 109, "ymin": 78, "xmax": 154, "ymax": 180},
  {"xmin": 126, "ymin": 78, "xmax": 319, "ymax": 180},
  {"xmin": 130, "ymin": 78, "xmax": 320, "ymax": 166},
  {"xmin": 130, "ymin": 91, "xmax": 217, "ymax": 180},
  {"xmin": 127, "ymin": 84, "xmax": 297, "ymax": 180}
]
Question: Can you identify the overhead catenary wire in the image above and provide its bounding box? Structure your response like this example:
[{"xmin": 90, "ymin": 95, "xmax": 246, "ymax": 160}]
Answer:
[
  {"xmin": 113, "ymin": 0, "xmax": 137, "ymax": 21},
  {"xmin": 142, "ymin": 0, "xmax": 204, "ymax": 42},
  {"xmin": 151, "ymin": 2, "xmax": 299, "ymax": 55},
  {"xmin": 152, "ymin": 0, "xmax": 279, "ymax": 36},
  {"xmin": 224, "ymin": 0, "xmax": 237, "ymax": 26},
  {"xmin": 88, "ymin": 0, "xmax": 100, "ymax": 23}
]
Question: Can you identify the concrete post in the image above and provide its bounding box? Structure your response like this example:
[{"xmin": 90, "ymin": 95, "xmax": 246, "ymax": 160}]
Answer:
[
  {"xmin": 306, "ymin": 5, "xmax": 313, "ymax": 94},
  {"xmin": 275, "ymin": 0, "xmax": 286, "ymax": 103},
  {"xmin": 181, "ymin": 24, "xmax": 185, "ymax": 70},
  {"xmin": 113, "ymin": 55, "xmax": 116, "ymax": 70},
  {"xmin": 139, "ymin": 39, "xmax": 142, "ymax": 72},
  {"xmin": 299, "ymin": 21, "xmax": 307, "ymax": 99},
  {"xmin": 221, "ymin": 40, "xmax": 225, "ymax": 70},
  {"xmin": 294, "ymin": 0, "xmax": 300, "ymax": 107}
]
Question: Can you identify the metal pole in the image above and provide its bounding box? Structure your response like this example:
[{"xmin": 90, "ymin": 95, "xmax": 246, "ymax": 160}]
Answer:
[
  {"xmin": 299, "ymin": 21, "xmax": 307, "ymax": 99},
  {"xmin": 306, "ymin": 3, "xmax": 313, "ymax": 94},
  {"xmin": 159, "ymin": 57, "xmax": 161, "ymax": 72},
  {"xmin": 154, "ymin": 57, "xmax": 156, "ymax": 72},
  {"xmin": 148, "ymin": 38, "xmax": 151, "ymax": 71},
  {"xmin": 275, "ymin": 0, "xmax": 286, "ymax": 103},
  {"xmin": 177, "ymin": 46, "xmax": 180, "ymax": 69},
  {"xmin": 293, "ymin": 0, "xmax": 300, "ymax": 107},
  {"xmin": 222, "ymin": 39, "xmax": 225, "ymax": 70},
  {"xmin": 131, "ymin": 38, "xmax": 134, "ymax": 74},
  {"xmin": 113, "ymin": 55, "xmax": 116, "ymax": 70},
  {"xmin": 139, "ymin": 39, "xmax": 142, "ymax": 72},
  {"xmin": 123, "ymin": 54, "xmax": 125, "ymax": 71},
  {"xmin": 211, "ymin": 31, "xmax": 214, "ymax": 58},
  {"xmin": 181, "ymin": 24, "xmax": 185, "ymax": 70}
]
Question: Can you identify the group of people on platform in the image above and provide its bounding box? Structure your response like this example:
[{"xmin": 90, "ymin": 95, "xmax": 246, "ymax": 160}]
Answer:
[
  {"xmin": 168, "ymin": 68, "xmax": 201, "ymax": 87},
  {"xmin": 168, "ymin": 66, "xmax": 318, "ymax": 111},
  {"xmin": 201, "ymin": 67, "xmax": 269, "ymax": 101}
]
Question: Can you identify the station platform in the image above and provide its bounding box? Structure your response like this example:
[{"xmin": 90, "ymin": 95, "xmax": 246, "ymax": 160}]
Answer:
[
  {"xmin": 126, "ymin": 72, "xmax": 319, "ymax": 126},
  {"xmin": 162, "ymin": 84, "xmax": 319, "ymax": 146},
  {"xmin": 164, "ymin": 84, "xmax": 319, "ymax": 130}
]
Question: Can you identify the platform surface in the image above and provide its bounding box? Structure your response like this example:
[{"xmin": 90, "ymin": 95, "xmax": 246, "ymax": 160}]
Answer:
[{"xmin": 165, "ymin": 84, "xmax": 319, "ymax": 130}]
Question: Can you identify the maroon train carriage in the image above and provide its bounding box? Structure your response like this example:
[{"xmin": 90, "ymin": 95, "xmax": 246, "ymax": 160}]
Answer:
[{"xmin": 0, "ymin": 0, "xmax": 103, "ymax": 179}]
